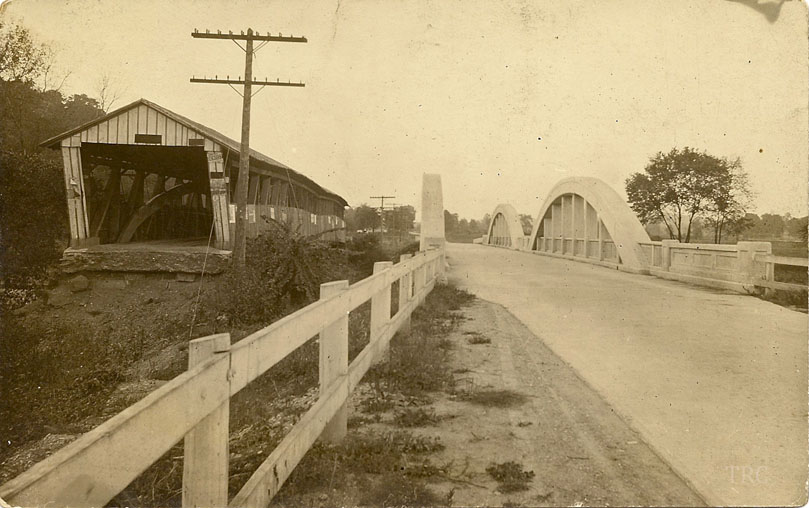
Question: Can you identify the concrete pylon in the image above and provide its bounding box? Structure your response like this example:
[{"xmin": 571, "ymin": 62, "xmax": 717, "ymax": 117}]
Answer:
[{"xmin": 420, "ymin": 173, "xmax": 445, "ymax": 251}]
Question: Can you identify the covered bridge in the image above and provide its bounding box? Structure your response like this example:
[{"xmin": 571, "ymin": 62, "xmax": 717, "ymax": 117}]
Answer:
[{"xmin": 42, "ymin": 98, "xmax": 348, "ymax": 272}]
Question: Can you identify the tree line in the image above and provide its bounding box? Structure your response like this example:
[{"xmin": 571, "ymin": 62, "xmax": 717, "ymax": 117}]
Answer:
[
  {"xmin": 344, "ymin": 204, "xmax": 416, "ymax": 235},
  {"xmin": 1, "ymin": 21, "xmax": 110, "ymax": 284}
]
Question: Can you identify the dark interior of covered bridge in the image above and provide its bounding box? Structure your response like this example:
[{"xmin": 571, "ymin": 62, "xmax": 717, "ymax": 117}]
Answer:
[{"xmin": 80, "ymin": 143, "xmax": 214, "ymax": 245}]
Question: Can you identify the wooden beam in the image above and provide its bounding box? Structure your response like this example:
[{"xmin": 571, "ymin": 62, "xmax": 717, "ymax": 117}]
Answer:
[
  {"xmin": 128, "ymin": 171, "xmax": 146, "ymax": 210},
  {"xmin": 183, "ymin": 334, "xmax": 230, "ymax": 508},
  {"xmin": 259, "ymin": 176, "xmax": 271, "ymax": 205},
  {"xmin": 0, "ymin": 354, "xmax": 230, "ymax": 508},
  {"xmin": 318, "ymin": 281, "xmax": 349, "ymax": 443},
  {"xmin": 756, "ymin": 279, "xmax": 807, "ymax": 292},
  {"xmin": 89, "ymin": 168, "xmax": 121, "ymax": 237},
  {"xmin": 247, "ymin": 176, "xmax": 259, "ymax": 205},
  {"xmin": 117, "ymin": 182, "xmax": 198, "ymax": 243},
  {"xmin": 370, "ymin": 261, "xmax": 393, "ymax": 363},
  {"xmin": 107, "ymin": 168, "xmax": 123, "ymax": 240}
]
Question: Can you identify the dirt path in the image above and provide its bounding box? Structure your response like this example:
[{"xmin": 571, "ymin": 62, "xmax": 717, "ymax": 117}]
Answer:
[{"xmin": 412, "ymin": 298, "xmax": 704, "ymax": 506}]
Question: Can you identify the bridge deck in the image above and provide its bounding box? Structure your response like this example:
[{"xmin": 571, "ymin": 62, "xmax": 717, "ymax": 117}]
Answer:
[{"xmin": 446, "ymin": 243, "xmax": 807, "ymax": 507}]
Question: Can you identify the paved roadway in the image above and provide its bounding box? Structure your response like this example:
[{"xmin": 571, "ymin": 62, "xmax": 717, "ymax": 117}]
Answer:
[{"xmin": 446, "ymin": 243, "xmax": 808, "ymax": 507}]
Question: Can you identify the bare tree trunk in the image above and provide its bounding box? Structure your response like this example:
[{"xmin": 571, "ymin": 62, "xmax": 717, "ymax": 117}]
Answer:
[
  {"xmin": 657, "ymin": 208, "xmax": 676, "ymax": 240},
  {"xmin": 685, "ymin": 212, "xmax": 696, "ymax": 243},
  {"xmin": 718, "ymin": 219, "xmax": 724, "ymax": 244}
]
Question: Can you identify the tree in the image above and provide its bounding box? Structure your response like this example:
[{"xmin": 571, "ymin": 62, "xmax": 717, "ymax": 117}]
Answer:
[
  {"xmin": 0, "ymin": 21, "xmax": 49, "ymax": 83},
  {"xmin": 760, "ymin": 213, "xmax": 785, "ymax": 238},
  {"xmin": 626, "ymin": 147, "xmax": 745, "ymax": 243},
  {"xmin": 702, "ymin": 158, "xmax": 753, "ymax": 243},
  {"xmin": 443, "ymin": 210, "xmax": 459, "ymax": 234},
  {"xmin": 348, "ymin": 204, "xmax": 381, "ymax": 232},
  {"xmin": 96, "ymin": 73, "xmax": 126, "ymax": 113},
  {"xmin": 0, "ymin": 22, "xmax": 99, "ymax": 153},
  {"xmin": 382, "ymin": 205, "xmax": 415, "ymax": 234},
  {"xmin": 786, "ymin": 215, "xmax": 808, "ymax": 242},
  {"xmin": 481, "ymin": 213, "xmax": 491, "ymax": 233},
  {"xmin": 519, "ymin": 214, "xmax": 534, "ymax": 235}
]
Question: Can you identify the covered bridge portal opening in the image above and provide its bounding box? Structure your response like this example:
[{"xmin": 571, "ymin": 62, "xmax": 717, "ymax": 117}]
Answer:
[
  {"xmin": 43, "ymin": 98, "xmax": 348, "ymax": 272},
  {"xmin": 80, "ymin": 143, "xmax": 213, "ymax": 247}
]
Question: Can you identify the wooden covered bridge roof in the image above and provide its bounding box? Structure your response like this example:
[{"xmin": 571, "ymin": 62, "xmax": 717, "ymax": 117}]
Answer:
[{"xmin": 41, "ymin": 98, "xmax": 348, "ymax": 207}]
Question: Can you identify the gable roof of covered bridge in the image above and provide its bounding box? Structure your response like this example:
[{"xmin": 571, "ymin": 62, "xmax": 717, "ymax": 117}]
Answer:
[
  {"xmin": 528, "ymin": 177, "xmax": 651, "ymax": 270},
  {"xmin": 41, "ymin": 98, "xmax": 348, "ymax": 207}
]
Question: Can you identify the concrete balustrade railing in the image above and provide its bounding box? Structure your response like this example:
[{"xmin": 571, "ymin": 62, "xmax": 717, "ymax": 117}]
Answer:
[
  {"xmin": 641, "ymin": 240, "xmax": 781, "ymax": 293},
  {"xmin": 0, "ymin": 248, "xmax": 446, "ymax": 508}
]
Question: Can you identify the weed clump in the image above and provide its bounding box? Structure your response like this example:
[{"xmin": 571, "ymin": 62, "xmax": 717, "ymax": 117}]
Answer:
[
  {"xmin": 276, "ymin": 430, "xmax": 444, "ymax": 505},
  {"xmin": 342, "ymin": 431, "xmax": 443, "ymax": 474},
  {"xmin": 466, "ymin": 331, "xmax": 491, "ymax": 344},
  {"xmin": 486, "ymin": 461, "xmax": 536, "ymax": 493},
  {"xmin": 394, "ymin": 407, "xmax": 441, "ymax": 427},
  {"xmin": 359, "ymin": 395, "xmax": 396, "ymax": 414}
]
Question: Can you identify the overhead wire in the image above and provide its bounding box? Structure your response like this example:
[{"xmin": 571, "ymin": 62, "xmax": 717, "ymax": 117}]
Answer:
[{"xmin": 189, "ymin": 147, "xmax": 231, "ymax": 338}]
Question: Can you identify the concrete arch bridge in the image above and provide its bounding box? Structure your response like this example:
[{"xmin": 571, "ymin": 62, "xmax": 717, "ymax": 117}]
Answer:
[
  {"xmin": 485, "ymin": 177, "xmax": 651, "ymax": 272},
  {"xmin": 469, "ymin": 175, "xmax": 807, "ymax": 507}
]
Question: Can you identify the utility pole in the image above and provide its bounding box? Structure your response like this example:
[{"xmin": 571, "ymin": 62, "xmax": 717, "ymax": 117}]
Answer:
[
  {"xmin": 190, "ymin": 28, "xmax": 307, "ymax": 269},
  {"xmin": 370, "ymin": 195, "xmax": 395, "ymax": 233}
]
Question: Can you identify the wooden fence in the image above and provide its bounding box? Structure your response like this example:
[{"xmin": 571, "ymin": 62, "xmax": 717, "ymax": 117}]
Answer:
[
  {"xmin": 0, "ymin": 248, "xmax": 446, "ymax": 508},
  {"xmin": 754, "ymin": 253, "xmax": 809, "ymax": 292}
]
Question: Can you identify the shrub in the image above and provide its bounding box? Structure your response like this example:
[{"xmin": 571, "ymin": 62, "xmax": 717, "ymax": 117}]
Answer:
[
  {"xmin": 205, "ymin": 220, "xmax": 357, "ymax": 330},
  {"xmin": 0, "ymin": 150, "xmax": 67, "ymax": 285}
]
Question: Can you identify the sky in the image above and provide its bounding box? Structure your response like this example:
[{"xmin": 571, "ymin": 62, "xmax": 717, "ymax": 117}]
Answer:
[{"xmin": 2, "ymin": 0, "xmax": 808, "ymax": 221}]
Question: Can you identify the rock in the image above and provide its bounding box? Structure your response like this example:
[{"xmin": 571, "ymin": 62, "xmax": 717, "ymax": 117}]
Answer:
[
  {"xmin": 69, "ymin": 275, "xmax": 90, "ymax": 292},
  {"xmin": 176, "ymin": 272, "xmax": 196, "ymax": 282},
  {"xmin": 11, "ymin": 299, "xmax": 44, "ymax": 316},
  {"xmin": 46, "ymin": 288, "xmax": 73, "ymax": 308}
]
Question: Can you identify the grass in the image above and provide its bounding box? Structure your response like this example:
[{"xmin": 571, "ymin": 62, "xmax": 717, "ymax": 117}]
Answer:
[
  {"xmin": 0, "ymin": 231, "xmax": 411, "ymax": 504},
  {"xmin": 456, "ymin": 388, "xmax": 529, "ymax": 408},
  {"xmin": 2, "ymin": 227, "xmax": 471, "ymax": 507},
  {"xmin": 486, "ymin": 461, "xmax": 536, "ymax": 493},
  {"xmin": 273, "ymin": 428, "xmax": 447, "ymax": 506},
  {"xmin": 358, "ymin": 472, "xmax": 444, "ymax": 507},
  {"xmin": 274, "ymin": 283, "xmax": 477, "ymax": 506}
]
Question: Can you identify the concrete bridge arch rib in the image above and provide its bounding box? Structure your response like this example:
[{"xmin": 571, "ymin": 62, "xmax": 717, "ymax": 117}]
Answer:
[
  {"xmin": 485, "ymin": 204, "xmax": 525, "ymax": 248},
  {"xmin": 528, "ymin": 177, "xmax": 651, "ymax": 272}
]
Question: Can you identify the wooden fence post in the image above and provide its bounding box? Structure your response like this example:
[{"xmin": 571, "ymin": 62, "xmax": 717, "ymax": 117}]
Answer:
[
  {"xmin": 399, "ymin": 254, "xmax": 413, "ymax": 334},
  {"xmin": 414, "ymin": 258, "xmax": 425, "ymax": 304},
  {"xmin": 371, "ymin": 261, "xmax": 393, "ymax": 362},
  {"xmin": 183, "ymin": 333, "xmax": 231, "ymax": 508},
  {"xmin": 319, "ymin": 280, "xmax": 349, "ymax": 443}
]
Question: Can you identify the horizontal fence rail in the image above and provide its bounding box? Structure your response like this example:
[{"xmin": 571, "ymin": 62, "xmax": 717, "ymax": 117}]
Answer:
[
  {"xmin": 754, "ymin": 253, "xmax": 809, "ymax": 292},
  {"xmin": 0, "ymin": 248, "xmax": 446, "ymax": 508}
]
